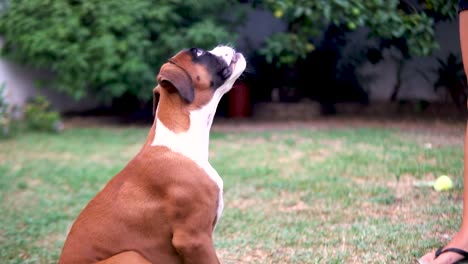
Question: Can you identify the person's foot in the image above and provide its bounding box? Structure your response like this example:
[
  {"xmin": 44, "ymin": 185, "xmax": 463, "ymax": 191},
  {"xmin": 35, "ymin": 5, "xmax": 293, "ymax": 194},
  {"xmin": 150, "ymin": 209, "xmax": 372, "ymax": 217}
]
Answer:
[
  {"xmin": 419, "ymin": 233, "xmax": 468, "ymax": 264},
  {"xmin": 419, "ymin": 249, "xmax": 466, "ymax": 264}
]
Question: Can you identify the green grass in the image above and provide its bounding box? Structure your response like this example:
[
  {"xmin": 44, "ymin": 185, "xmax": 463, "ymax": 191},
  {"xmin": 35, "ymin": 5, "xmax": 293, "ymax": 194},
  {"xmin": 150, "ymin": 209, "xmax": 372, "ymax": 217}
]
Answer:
[{"xmin": 0, "ymin": 122, "xmax": 464, "ymax": 263}]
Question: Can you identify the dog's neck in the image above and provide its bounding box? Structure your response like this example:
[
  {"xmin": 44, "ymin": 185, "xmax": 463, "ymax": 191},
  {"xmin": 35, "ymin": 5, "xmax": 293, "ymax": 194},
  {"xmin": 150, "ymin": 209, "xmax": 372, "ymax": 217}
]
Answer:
[{"xmin": 151, "ymin": 91, "xmax": 223, "ymax": 163}]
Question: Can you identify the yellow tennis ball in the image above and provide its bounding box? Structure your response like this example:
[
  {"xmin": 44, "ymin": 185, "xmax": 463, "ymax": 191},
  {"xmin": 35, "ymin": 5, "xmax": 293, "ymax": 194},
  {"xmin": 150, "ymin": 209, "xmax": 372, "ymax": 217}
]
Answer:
[
  {"xmin": 433, "ymin": 175, "xmax": 453, "ymax": 192},
  {"xmin": 274, "ymin": 9, "xmax": 284, "ymax": 18}
]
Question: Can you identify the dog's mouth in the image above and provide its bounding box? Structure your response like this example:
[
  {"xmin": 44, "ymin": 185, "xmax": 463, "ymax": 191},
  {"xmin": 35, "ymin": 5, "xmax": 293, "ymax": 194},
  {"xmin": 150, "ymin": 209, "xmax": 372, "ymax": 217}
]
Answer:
[
  {"xmin": 226, "ymin": 52, "xmax": 243, "ymax": 78},
  {"xmin": 231, "ymin": 53, "xmax": 240, "ymax": 64},
  {"xmin": 220, "ymin": 53, "xmax": 240, "ymax": 80}
]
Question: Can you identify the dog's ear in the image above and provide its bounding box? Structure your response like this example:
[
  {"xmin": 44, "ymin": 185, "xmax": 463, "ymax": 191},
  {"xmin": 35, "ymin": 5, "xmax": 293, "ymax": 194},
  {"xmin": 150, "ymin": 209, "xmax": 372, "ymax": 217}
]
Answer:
[
  {"xmin": 157, "ymin": 63, "xmax": 194, "ymax": 103},
  {"xmin": 152, "ymin": 86, "xmax": 160, "ymax": 116}
]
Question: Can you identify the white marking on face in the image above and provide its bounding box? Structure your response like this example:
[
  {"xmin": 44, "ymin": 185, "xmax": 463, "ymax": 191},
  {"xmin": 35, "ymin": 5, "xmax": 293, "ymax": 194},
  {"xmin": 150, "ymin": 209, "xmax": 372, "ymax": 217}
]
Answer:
[
  {"xmin": 208, "ymin": 46, "xmax": 246, "ymax": 95},
  {"xmin": 209, "ymin": 46, "xmax": 234, "ymax": 64},
  {"xmin": 151, "ymin": 45, "xmax": 246, "ymax": 225}
]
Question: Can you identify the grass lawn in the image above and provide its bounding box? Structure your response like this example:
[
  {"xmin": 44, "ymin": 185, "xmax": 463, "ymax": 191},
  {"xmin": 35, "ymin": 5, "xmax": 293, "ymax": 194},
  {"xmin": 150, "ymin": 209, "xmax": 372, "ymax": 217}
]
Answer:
[{"xmin": 0, "ymin": 119, "xmax": 465, "ymax": 263}]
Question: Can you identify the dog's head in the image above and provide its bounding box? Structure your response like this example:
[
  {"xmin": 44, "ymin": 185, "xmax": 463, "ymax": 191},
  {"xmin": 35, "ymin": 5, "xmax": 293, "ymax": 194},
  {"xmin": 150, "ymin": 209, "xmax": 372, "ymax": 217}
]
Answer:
[{"xmin": 153, "ymin": 46, "xmax": 246, "ymax": 115}]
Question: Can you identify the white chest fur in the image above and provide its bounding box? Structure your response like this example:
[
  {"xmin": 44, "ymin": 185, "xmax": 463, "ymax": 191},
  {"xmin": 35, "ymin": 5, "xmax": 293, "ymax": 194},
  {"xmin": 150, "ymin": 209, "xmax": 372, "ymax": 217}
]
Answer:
[
  {"xmin": 151, "ymin": 101, "xmax": 225, "ymax": 226},
  {"xmin": 150, "ymin": 45, "xmax": 246, "ymax": 226}
]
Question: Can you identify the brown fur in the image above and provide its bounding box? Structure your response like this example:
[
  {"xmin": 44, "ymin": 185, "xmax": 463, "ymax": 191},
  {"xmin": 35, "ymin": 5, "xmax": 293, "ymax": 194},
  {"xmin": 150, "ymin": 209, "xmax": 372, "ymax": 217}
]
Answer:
[
  {"xmin": 59, "ymin": 49, "xmax": 223, "ymax": 264},
  {"xmin": 59, "ymin": 145, "xmax": 220, "ymax": 263},
  {"xmin": 155, "ymin": 51, "xmax": 217, "ymax": 132}
]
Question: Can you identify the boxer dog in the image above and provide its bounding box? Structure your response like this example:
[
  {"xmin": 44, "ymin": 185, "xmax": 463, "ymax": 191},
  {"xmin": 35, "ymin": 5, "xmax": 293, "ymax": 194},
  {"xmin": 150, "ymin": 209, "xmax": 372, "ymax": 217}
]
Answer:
[{"xmin": 58, "ymin": 45, "xmax": 246, "ymax": 264}]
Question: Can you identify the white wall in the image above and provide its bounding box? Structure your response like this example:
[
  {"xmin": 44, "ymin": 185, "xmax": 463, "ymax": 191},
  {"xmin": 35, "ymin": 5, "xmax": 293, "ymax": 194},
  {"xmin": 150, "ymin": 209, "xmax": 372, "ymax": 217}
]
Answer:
[
  {"xmin": 0, "ymin": 60, "xmax": 98, "ymax": 112},
  {"xmin": 235, "ymin": 7, "xmax": 287, "ymax": 56},
  {"xmin": 356, "ymin": 19, "xmax": 460, "ymax": 102},
  {"xmin": 0, "ymin": 38, "xmax": 98, "ymax": 112}
]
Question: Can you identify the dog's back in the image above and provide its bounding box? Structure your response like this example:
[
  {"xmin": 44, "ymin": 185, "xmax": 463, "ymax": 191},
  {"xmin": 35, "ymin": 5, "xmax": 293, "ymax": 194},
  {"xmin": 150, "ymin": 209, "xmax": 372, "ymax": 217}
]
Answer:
[{"xmin": 59, "ymin": 146, "xmax": 219, "ymax": 263}]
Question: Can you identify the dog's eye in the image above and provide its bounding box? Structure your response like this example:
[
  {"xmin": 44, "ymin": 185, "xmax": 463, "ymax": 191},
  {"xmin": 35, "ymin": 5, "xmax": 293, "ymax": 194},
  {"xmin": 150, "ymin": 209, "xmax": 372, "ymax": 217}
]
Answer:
[
  {"xmin": 192, "ymin": 48, "xmax": 204, "ymax": 57},
  {"xmin": 190, "ymin": 48, "xmax": 204, "ymax": 57}
]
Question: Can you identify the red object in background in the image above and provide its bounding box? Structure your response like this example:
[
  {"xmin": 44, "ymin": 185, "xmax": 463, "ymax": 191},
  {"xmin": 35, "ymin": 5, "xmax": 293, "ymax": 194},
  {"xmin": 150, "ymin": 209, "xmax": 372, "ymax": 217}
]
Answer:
[{"xmin": 227, "ymin": 81, "xmax": 251, "ymax": 118}]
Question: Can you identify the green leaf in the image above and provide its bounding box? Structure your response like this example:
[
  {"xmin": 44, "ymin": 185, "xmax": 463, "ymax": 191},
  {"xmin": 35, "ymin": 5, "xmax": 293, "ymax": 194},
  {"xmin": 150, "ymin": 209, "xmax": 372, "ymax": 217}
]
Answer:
[{"xmin": 0, "ymin": 0, "xmax": 239, "ymax": 102}]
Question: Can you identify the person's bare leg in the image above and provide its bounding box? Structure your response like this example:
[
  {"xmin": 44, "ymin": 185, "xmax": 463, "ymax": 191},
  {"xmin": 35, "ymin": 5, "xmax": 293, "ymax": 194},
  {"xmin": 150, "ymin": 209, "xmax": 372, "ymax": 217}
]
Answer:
[{"xmin": 419, "ymin": 10, "xmax": 468, "ymax": 264}]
